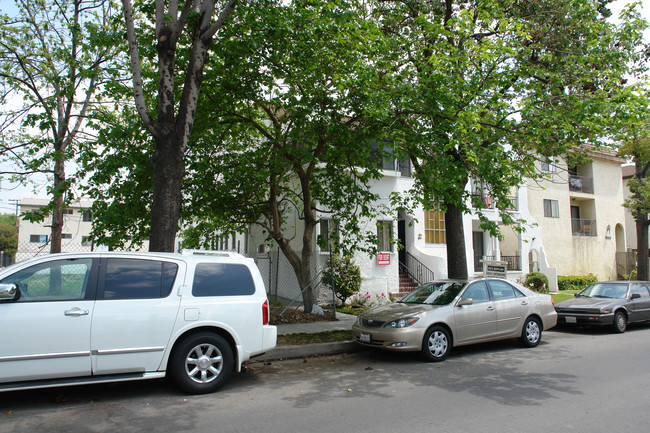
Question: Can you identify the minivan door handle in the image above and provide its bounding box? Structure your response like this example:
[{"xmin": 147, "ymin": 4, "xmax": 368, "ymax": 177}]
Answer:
[
  {"xmin": 65, "ymin": 308, "xmax": 89, "ymax": 317},
  {"xmin": 486, "ymin": 306, "xmax": 495, "ymax": 311}
]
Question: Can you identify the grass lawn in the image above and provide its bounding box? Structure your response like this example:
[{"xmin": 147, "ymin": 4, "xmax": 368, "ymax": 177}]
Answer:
[
  {"xmin": 552, "ymin": 290, "xmax": 580, "ymax": 303},
  {"xmin": 277, "ymin": 330, "xmax": 353, "ymax": 345}
]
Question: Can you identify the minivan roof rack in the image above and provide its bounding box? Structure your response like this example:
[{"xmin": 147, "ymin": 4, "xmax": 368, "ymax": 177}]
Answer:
[{"xmin": 180, "ymin": 249, "xmax": 244, "ymax": 258}]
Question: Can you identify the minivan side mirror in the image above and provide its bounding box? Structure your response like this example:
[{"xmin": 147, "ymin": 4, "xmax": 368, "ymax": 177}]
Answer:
[
  {"xmin": 631, "ymin": 293, "xmax": 641, "ymax": 300},
  {"xmin": 0, "ymin": 283, "xmax": 19, "ymax": 302}
]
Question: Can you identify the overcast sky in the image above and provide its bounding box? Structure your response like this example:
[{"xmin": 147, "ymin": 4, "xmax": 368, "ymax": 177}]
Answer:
[{"xmin": 0, "ymin": 0, "xmax": 648, "ymax": 215}]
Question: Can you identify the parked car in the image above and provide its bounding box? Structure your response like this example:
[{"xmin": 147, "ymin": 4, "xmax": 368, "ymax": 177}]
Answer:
[
  {"xmin": 0, "ymin": 250, "xmax": 276, "ymax": 394},
  {"xmin": 351, "ymin": 278, "xmax": 557, "ymax": 361},
  {"xmin": 554, "ymin": 281, "xmax": 650, "ymax": 333}
]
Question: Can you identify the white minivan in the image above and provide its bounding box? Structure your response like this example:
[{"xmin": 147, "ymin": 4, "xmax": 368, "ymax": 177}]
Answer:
[{"xmin": 0, "ymin": 250, "xmax": 277, "ymax": 394}]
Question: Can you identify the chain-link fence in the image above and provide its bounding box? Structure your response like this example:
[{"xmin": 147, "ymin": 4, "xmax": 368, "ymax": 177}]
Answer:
[
  {"xmin": 13, "ymin": 241, "xmax": 95, "ymax": 263},
  {"xmin": 254, "ymin": 249, "xmax": 335, "ymax": 314},
  {"xmin": 0, "ymin": 251, "xmax": 14, "ymax": 268},
  {"xmin": 7, "ymin": 242, "xmax": 336, "ymax": 314}
]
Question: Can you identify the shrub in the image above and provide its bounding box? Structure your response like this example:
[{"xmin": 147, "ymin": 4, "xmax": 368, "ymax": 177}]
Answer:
[
  {"xmin": 557, "ymin": 273, "xmax": 598, "ymax": 291},
  {"xmin": 321, "ymin": 253, "xmax": 361, "ymax": 305},
  {"xmin": 524, "ymin": 272, "xmax": 549, "ymax": 293}
]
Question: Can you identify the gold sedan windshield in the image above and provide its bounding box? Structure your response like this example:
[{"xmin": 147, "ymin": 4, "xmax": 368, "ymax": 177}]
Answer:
[{"xmin": 401, "ymin": 282, "xmax": 466, "ymax": 305}]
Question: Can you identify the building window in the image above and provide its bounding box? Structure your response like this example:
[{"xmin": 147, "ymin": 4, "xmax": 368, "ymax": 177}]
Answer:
[
  {"xmin": 377, "ymin": 220, "xmax": 393, "ymax": 252},
  {"xmin": 543, "ymin": 199, "xmax": 559, "ymax": 218},
  {"xmin": 62, "ymin": 209, "xmax": 74, "ymax": 215},
  {"xmin": 61, "ymin": 233, "xmax": 72, "ymax": 239},
  {"xmin": 29, "ymin": 234, "xmax": 48, "ymax": 243},
  {"xmin": 541, "ymin": 157, "xmax": 557, "ymax": 173},
  {"xmin": 82, "ymin": 211, "xmax": 93, "ymax": 222},
  {"xmin": 424, "ymin": 206, "xmax": 446, "ymax": 244},
  {"xmin": 319, "ymin": 219, "xmax": 336, "ymax": 252}
]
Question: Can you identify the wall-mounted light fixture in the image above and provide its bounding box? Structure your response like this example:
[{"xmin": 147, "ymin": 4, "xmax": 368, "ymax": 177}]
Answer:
[{"xmin": 606, "ymin": 224, "xmax": 611, "ymax": 239}]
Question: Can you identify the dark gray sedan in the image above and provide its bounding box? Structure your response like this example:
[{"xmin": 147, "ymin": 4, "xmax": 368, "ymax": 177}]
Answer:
[{"xmin": 554, "ymin": 281, "xmax": 650, "ymax": 333}]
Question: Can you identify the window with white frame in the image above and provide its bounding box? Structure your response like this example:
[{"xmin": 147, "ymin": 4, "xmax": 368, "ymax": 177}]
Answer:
[
  {"xmin": 319, "ymin": 218, "xmax": 338, "ymax": 252},
  {"xmin": 541, "ymin": 157, "xmax": 558, "ymax": 173},
  {"xmin": 543, "ymin": 199, "xmax": 559, "ymax": 218},
  {"xmin": 425, "ymin": 206, "xmax": 446, "ymax": 244},
  {"xmin": 377, "ymin": 220, "xmax": 393, "ymax": 252}
]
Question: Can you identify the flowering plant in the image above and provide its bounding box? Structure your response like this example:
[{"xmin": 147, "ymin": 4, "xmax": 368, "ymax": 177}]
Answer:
[{"xmin": 348, "ymin": 291, "xmax": 390, "ymax": 307}]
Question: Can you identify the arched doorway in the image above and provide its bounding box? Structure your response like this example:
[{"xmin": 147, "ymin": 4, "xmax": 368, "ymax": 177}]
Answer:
[{"xmin": 528, "ymin": 249, "xmax": 539, "ymax": 273}]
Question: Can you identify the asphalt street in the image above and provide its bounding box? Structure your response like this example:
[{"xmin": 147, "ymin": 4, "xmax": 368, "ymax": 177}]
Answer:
[{"xmin": 1, "ymin": 325, "xmax": 650, "ymax": 433}]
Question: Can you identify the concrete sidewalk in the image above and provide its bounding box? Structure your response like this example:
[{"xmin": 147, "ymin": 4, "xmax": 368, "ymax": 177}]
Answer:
[{"xmin": 253, "ymin": 312, "xmax": 361, "ymax": 361}]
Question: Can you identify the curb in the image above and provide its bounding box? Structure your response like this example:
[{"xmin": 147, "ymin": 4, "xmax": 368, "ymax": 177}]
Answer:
[{"xmin": 251, "ymin": 341, "xmax": 362, "ymax": 362}]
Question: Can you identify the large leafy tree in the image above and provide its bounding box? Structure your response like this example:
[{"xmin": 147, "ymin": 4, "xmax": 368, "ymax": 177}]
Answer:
[
  {"xmin": 182, "ymin": 0, "xmax": 388, "ymax": 312},
  {"xmin": 0, "ymin": 0, "xmax": 120, "ymax": 253},
  {"xmin": 373, "ymin": 0, "xmax": 648, "ymax": 278},
  {"xmin": 618, "ymin": 90, "xmax": 650, "ymax": 279},
  {"xmin": 121, "ymin": 0, "xmax": 237, "ymax": 252}
]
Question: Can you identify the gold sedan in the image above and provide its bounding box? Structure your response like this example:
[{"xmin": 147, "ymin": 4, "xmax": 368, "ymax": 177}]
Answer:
[{"xmin": 352, "ymin": 279, "xmax": 557, "ymax": 361}]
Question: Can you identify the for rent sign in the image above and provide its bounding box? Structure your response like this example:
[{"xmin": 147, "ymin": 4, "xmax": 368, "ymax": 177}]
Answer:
[{"xmin": 376, "ymin": 252, "xmax": 391, "ymax": 266}]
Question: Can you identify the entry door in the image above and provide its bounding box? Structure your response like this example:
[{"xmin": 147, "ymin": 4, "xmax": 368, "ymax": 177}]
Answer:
[
  {"xmin": 472, "ymin": 232, "xmax": 484, "ymax": 272},
  {"xmin": 571, "ymin": 206, "xmax": 581, "ymax": 234},
  {"xmin": 0, "ymin": 258, "xmax": 97, "ymax": 383},
  {"xmin": 398, "ymin": 220, "xmax": 407, "ymax": 267}
]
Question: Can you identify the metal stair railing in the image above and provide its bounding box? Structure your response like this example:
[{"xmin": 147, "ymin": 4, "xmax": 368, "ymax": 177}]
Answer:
[{"xmin": 399, "ymin": 252, "xmax": 434, "ymax": 286}]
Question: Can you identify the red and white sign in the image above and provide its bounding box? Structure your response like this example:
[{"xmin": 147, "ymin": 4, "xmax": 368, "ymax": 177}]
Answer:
[{"xmin": 376, "ymin": 252, "xmax": 391, "ymax": 266}]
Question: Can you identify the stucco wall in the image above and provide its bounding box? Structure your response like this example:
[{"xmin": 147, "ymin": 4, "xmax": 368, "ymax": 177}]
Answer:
[{"xmin": 526, "ymin": 155, "xmax": 625, "ymax": 280}]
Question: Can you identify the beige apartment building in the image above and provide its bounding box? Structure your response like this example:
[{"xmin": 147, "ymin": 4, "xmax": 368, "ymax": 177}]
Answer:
[{"xmin": 526, "ymin": 150, "xmax": 628, "ymax": 281}]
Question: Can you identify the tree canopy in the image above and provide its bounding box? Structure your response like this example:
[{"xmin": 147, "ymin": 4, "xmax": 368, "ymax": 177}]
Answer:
[
  {"xmin": 0, "ymin": 0, "xmax": 121, "ymax": 253},
  {"xmin": 372, "ymin": 0, "xmax": 648, "ymax": 277}
]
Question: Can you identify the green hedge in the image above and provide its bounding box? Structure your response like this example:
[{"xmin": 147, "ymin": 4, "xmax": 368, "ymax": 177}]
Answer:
[{"xmin": 557, "ymin": 273, "xmax": 598, "ymax": 291}]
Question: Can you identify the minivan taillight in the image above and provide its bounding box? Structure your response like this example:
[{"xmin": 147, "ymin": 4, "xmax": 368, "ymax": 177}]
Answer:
[{"xmin": 262, "ymin": 300, "xmax": 270, "ymax": 325}]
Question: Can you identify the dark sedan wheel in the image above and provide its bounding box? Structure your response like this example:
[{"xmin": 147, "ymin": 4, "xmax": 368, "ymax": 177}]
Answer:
[
  {"xmin": 613, "ymin": 310, "xmax": 627, "ymax": 333},
  {"xmin": 169, "ymin": 333, "xmax": 234, "ymax": 394},
  {"xmin": 421, "ymin": 326, "xmax": 451, "ymax": 362},
  {"xmin": 519, "ymin": 317, "xmax": 542, "ymax": 347}
]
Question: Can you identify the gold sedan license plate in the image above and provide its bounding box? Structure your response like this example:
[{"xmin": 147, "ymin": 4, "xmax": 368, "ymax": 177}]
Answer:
[{"xmin": 360, "ymin": 333, "xmax": 371, "ymax": 343}]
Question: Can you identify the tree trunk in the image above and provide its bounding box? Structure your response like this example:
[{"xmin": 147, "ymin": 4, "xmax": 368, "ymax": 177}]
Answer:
[
  {"xmin": 49, "ymin": 158, "xmax": 66, "ymax": 254},
  {"xmin": 636, "ymin": 210, "xmax": 649, "ymax": 281},
  {"xmin": 149, "ymin": 130, "xmax": 185, "ymax": 252},
  {"xmin": 635, "ymin": 159, "xmax": 649, "ymax": 281},
  {"xmin": 445, "ymin": 202, "xmax": 468, "ymax": 279}
]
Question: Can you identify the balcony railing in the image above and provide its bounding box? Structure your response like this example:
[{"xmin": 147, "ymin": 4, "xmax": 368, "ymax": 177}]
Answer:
[
  {"xmin": 569, "ymin": 175, "xmax": 594, "ymax": 194},
  {"xmin": 471, "ymin": 194, "xmax": 494, "ymax": 209},
  {"xmin": 504, "ymin": 196, "xmax": 519, "ymax": 211},
  {"xmin": 572, "ymin": 218, "xmax": 597, "ymax": 236},
  {"xmin": 500, "ymin": 255, "xmax": 521, "ymax": 271},
  {"xmin": 475, "ymin": 254, "xmax": 520, "ymax": 271}
]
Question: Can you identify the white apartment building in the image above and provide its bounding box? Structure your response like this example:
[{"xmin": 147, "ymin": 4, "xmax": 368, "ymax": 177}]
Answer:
[
  {"xmin": 246, "ymin": 148, "xmax": 629, "ymax": 299},
  {"xmin": 16, "ymin": 198, "xmax": 96, "ymax": 261}
]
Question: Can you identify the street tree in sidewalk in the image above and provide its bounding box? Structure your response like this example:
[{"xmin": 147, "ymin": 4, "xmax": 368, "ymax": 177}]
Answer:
[
  {"xmin": 121, "ymin": 0, "xmax": 237, "ymax": 252},
  {"xmin": 0, "ymin": 0, "xmax": 120, "ymax": 253},
  {"xmin": 373, "ymin": 0, "xmax": 648, "ymax": 278},
  {"xmin": 618, "ymin": 92, "xmax": 650, "ymax": 280},
  {"xmin": 181, "ymin": 0, "xmax": 389, "ymax": 313}
]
